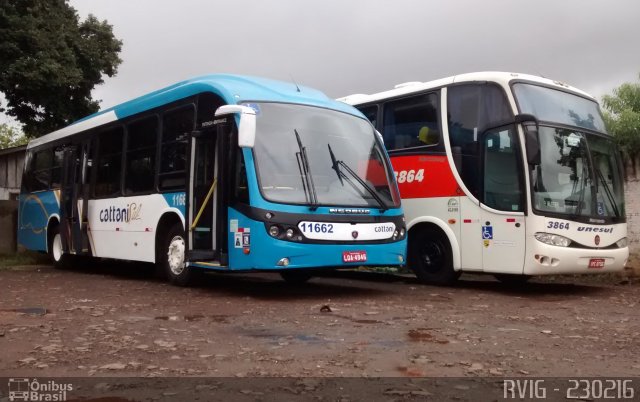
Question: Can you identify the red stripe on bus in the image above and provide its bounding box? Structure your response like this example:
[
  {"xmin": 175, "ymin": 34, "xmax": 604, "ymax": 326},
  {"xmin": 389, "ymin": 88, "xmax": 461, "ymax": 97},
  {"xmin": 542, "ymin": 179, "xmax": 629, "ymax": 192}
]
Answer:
[
  {"xmin": 506, "ymin": 218, "xmax": 516, "ymax": 222},
  {"xmin": 390, "ymin": 154, "xmax": 459, "ymax": 199},
  {"xmin": 463, "ymin": 219, "xmax": 472, "ymax": 223}
]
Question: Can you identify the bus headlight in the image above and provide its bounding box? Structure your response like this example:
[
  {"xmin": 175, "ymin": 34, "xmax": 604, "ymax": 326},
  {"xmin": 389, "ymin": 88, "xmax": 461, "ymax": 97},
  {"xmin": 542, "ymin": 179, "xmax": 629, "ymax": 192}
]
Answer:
[
  {"xmin": 616, "ymin": 237, "xmax": 628, "ymax": 248},
  {"xmin": 269, "ymin": 225, "xmax": 281, "ymax": 237},
  {"xmin": 286, "ymin": 228, "xmax": 295, "ymax": 239},
  {"xmin": 534, "ymin": 232, "xmax": 571, "ymax": 247}
]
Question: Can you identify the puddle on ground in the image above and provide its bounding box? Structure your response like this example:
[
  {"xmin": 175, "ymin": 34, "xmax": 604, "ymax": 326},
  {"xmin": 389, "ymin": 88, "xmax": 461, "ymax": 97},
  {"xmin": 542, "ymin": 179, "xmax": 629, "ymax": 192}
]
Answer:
[
  {"xmin": 0, "ymin": 307, "xmax": 48, "ymax": 316},
  {"xmin": 407, "ymin": 328, "xmax": 449, "ymax": 344}
]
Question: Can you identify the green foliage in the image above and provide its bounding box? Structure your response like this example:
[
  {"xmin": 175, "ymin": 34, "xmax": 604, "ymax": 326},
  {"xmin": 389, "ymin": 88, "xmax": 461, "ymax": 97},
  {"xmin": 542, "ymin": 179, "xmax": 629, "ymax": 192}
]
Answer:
[
  {"xmin": 0, "ymin": 0, "xmax": 122, "ymax": 137},
  {"xmin": 602, "ymin": 74, "xmax": 640, "ymax": 161},
  {"xmin": 0, "ymin": 123, "xmax": 28, "ymax": 149}
]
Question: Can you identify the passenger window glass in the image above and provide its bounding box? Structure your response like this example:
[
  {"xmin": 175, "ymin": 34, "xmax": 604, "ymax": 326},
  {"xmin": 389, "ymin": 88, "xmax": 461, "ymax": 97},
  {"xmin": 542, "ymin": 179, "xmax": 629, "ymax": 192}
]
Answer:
[
  {"xmin": 50, "ymin": 145, "xmax": 66, "ymax": 189},
  {"xmin": 160, "ymin": 107, "xmax": 194, "ymax": 190},
  {"xmin": 358, "ymin": 105, "xmax": 378, "ymax": 128},
  {"xmin": 483, "ymin": 127, "xmax": 523, "ymax": 211},
  {"xmin": 447, "ymin": 84, "xmax": 512, "ymax": 199},
  {"xmin": 197, "ymin": 92, "xmax": 224, "ymax": 129},
  {"xmin": 29, "ymin": 149, "xmax": 53, "ymax": 191},
  {"xmin": 234, "ymin": 149, "xmax": 249, "ymax": 204},
  {"xmin": 382, "ymin": 93, "xmax": 439, "ymax": 150},
  {"xmin": 125, "ymin": 117, "xmax": 158, "ymax": 195},
  {"xmin": 95, "ymin": 127, "xmax": 124, "ymax": 197}
]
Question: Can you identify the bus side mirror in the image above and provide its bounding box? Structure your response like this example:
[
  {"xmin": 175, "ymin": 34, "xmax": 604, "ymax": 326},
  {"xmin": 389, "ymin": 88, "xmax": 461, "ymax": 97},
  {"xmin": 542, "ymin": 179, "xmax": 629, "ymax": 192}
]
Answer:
[
  {"xmin": 516, "ymin": 114, "xmax": 541, "ymax": 165},
  {"xmin": 215, "ymin": 105, "xmax": 256, "ymax": 148}
]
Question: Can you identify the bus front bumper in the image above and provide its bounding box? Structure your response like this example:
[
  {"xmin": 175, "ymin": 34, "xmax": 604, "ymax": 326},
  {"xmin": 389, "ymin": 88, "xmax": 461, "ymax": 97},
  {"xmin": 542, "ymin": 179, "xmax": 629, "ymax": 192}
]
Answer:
[{"xmin": 523, "ymin": 243, "xmax": 629, "ymax": 275}]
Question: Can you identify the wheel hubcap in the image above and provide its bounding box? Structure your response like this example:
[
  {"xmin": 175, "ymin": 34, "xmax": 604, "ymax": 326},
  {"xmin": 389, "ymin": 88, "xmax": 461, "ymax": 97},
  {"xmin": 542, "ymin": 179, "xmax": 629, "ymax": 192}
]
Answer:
[
  {"xmin": 421, "ymin": 241, "xmax": 444, "ymax": 272},
  {"xmin": 52, "ymin": 233, "xmax": 63, "ymax": 262},
  {"xmin": 167, "ymin": 236, "xmax": 185, "ymax": 275}
]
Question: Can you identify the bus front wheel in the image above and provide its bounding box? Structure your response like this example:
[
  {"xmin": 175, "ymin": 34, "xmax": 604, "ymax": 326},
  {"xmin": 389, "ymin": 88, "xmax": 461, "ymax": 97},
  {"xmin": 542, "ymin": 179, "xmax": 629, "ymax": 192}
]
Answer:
[
  {"xmin": 280, "ymin": 270, "xmax": 312, "ymax": 284},
  {"xmin": 408, "ymin": 228, "xmax": 459, "ymax": 286},
  {"xmin": 160, "ymin": 223, "xmax": 195, "ymax": 286}
]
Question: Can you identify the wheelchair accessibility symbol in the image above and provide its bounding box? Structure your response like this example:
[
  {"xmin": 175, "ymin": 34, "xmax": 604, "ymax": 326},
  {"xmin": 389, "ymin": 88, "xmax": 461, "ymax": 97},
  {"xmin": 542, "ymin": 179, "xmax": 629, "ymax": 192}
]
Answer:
[{"xmin": 482, "ymin": 226, "xmax": 493, "ymax": 240}]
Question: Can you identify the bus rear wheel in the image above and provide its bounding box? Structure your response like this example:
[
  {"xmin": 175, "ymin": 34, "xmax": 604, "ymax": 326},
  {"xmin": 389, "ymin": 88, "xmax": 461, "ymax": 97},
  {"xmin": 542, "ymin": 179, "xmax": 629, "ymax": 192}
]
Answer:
[
  {"xmin": 160, "ymin": 223, "xmax": 195, "ymax": 286},
  {"xmin": 49, "ymin": 225, "xmax": 71, "ymax": 269},
  {"xmin": 408, "ymin": 228, "xmax": 459, "ymax": 286}
]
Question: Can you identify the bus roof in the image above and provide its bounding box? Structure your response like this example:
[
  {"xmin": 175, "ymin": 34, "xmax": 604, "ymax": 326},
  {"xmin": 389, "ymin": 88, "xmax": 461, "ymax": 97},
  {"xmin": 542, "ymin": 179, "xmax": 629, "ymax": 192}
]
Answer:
[
  {"xmin": 338, "ymin": 71, "xmax": 596, "ymax": 105},
  {"xmin": 28, "ymin": 74, "xmax": 362, "ymax": 149}
]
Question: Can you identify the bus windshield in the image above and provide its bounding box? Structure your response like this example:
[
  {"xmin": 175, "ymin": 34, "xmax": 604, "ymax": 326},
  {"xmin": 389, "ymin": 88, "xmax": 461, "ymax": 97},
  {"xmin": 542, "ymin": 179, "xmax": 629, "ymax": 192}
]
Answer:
[
  {"xmin": 529, "ymin": 127, "xmax": 625, "ymax": 221},
  {"xmin": 251, "ymin": 102, "xmax": 400, "ymax": 208},
  {"xmin": 513, "ymin": 83, "xmax": 606, "ymax": 132},
  {"xmin": 514, "ymin": 84, "xmax": 625, "ymax": 221}
]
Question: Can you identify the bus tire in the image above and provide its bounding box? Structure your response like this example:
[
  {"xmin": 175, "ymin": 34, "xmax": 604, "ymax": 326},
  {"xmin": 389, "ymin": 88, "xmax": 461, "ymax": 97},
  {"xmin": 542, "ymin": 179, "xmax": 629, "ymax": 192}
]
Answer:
[
  {"xmin": 49, "ymin": 225, "xmax": 71, "ymax": 269},
  {"xmin": 160, "ymin": 222, "xmax": 195, "ymax": 286},
  {"xmin": 494, "ymin": 274, "xmax": 531, "ymax": 286},
  {"xmin": 280, "ymin": 270, "xmax": 312, "ymax": 284},
  {"xmin": 408, "ymin": 228, "xmax": 459, "ymax": 286}
]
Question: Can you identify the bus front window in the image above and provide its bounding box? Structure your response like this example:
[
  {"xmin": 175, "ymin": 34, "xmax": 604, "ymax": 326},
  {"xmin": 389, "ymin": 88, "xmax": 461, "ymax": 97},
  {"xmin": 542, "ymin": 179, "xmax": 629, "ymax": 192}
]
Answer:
[
  {"xmin": 251, "ymin": 102, "xmax": 400, "ymax": 208},
  {"xmin": 514, "ymin": 83, "xmax": 625, "ymax": 222},
  {"xmin": 532, "ymin": 128, "xmax": 625, "ymax": 220}
]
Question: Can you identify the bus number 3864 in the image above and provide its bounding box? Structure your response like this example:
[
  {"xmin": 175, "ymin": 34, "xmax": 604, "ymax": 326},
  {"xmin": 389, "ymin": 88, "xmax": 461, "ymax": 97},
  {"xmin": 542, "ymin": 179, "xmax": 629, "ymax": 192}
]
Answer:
[{"xmin": 394, "ymin": 169, "xmax": 424, "ymax": 184}]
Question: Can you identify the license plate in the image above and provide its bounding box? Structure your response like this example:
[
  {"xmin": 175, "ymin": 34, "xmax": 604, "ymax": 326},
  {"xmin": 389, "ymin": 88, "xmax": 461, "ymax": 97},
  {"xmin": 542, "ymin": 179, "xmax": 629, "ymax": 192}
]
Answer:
[
  {"xmin": 343, "ymin": 251, "xmax": 367, "ymax": 263},
  {"xmin": 588, "ymin": 258, "xmax": 605, "ymax": 269}
]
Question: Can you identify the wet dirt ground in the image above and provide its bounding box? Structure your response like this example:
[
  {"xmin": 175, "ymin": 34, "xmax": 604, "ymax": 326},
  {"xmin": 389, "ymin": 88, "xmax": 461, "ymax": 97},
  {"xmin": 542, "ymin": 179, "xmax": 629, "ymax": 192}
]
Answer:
[{"xmin": 0, "ymin": 262, "xmax": 638, "ymax": 380}]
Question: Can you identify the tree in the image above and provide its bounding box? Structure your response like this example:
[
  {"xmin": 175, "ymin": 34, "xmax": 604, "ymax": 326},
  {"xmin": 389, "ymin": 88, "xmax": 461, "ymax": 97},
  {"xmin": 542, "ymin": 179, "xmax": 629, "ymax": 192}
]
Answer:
[
  {"xmin": 602, "ymin": 73, "xmax": 640, "ymax": 177},
  {"xmin": 0, "ymin": 0, "xmax": 122, "ymax": 137},
  {"xmin": 0, "ymin": 123, "xmax": 28, "ymax": 149}
]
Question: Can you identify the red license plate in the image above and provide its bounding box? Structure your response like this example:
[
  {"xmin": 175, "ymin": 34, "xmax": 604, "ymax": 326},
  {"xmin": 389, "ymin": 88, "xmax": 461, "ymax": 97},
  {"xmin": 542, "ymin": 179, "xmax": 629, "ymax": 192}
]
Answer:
[
  {"xmin": 343, "ymin": 251, "xmax": 367, "ymax": 263},
  {"xmin": 588, "ymin": 258, "xmax": 605, "ymax": 269}
]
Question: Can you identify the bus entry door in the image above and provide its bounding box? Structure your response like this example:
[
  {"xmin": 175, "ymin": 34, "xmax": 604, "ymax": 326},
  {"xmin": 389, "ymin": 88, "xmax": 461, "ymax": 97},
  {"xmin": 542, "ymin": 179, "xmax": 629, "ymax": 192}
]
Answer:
[
  {"xmin": 59, "ymin": 145, "xmax": 89, "ymax": 255},
  {"xmin": 186, "ymin": 129, "xmax": 218, "ymax": 261}
]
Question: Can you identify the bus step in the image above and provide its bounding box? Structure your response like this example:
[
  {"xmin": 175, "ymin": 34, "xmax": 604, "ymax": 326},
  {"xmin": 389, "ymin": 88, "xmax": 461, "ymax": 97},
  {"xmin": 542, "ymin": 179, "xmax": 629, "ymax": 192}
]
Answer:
[{"xmin": 188, "ymin": 250, "xmax": 216, "ymax": 260}]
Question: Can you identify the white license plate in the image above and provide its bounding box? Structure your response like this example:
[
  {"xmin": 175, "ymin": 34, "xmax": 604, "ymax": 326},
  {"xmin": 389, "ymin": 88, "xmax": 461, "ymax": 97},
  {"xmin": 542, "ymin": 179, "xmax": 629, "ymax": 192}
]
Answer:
[{"xmin": 343, "ymin": 251, "xmax": 367, "ymax": 263}]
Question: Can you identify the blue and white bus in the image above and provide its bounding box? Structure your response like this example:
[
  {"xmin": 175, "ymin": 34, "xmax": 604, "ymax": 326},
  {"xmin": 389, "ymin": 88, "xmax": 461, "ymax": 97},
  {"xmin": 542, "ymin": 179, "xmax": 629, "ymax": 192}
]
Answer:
[{"xmin": 18, "ymin": 74, "xmax": 406, "ymax": 285}]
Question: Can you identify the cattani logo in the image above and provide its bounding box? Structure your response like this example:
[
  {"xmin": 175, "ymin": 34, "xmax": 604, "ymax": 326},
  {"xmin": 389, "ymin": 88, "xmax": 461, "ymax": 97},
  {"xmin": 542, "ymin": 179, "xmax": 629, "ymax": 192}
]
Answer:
[{"xmin": 8, "ymin": 378, "xmax": 73, "ymax": 401}]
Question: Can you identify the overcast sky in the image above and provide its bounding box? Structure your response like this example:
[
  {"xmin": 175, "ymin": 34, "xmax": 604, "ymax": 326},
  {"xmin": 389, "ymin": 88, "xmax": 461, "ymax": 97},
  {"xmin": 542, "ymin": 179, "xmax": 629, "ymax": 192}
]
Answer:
[{"xmin": 4, "ymin": 0, "xmax": 640, "ymax": 125}]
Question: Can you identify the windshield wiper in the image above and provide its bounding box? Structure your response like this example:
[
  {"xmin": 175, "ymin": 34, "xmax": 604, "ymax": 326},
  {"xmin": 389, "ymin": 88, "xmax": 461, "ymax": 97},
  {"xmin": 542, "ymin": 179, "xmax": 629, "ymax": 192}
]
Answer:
[
  {"xmin": 327, "ymin": 143, "xmax": 389, "ymax": 211},
  {"xmin": 294, "ymin": 129, "xmax": 318, "ymax": 210},
  {"xmin": 327, "ymin": 143, "xmax": 344, "ymax": 186},
  {"xmin": 594, "ymin": 166, "xmax": 620, "ymax": 218}
]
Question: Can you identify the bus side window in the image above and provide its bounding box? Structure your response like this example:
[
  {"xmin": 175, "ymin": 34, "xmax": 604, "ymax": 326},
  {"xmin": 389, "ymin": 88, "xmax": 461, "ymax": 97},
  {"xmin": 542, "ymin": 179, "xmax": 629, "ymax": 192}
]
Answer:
[
  {"xmin": 358, "ymin": 105, "xmax": 378, "ymax": 128},
  {"xmin": 447, "ymin": 84, "xmax": 511, "ymax": 199},
  {"xmin": 233, "ymin": 148, "xmax": 249, "ymax": 204},
  {"xmin": 483, "ymin": 128, "xmax": 523, "ymax": 212},
  {"xmin": 197, "ymin": 92, "xmax": 225, "ymax": 129},
  {"xmin": 382, "ymin": 93, "xmax": 439, "ymax": 150},
  {"xmin": 95, "ymin": 126, "xmax": 124, "ymax": 198},
  {"xmin": 50, "ymin": 145, "xmax": 66, "ymax": 189},
  {"xmin": 125, "ymin": 116, "xmax": 158, "ymax": 195},
  {"xmin": 29, "ymin": 148, "xmax": 53, "ymax": 192},
  {"xmin": 160, "ymin": 106, "xmax": 194, "ymax": 191}
]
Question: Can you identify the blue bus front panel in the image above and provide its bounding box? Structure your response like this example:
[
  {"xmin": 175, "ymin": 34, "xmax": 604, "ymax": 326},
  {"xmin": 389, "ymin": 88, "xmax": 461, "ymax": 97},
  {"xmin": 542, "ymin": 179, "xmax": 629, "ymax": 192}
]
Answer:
[{"xmin": 224, "ymin": 207, "xmax": 406, "ymax": 270}]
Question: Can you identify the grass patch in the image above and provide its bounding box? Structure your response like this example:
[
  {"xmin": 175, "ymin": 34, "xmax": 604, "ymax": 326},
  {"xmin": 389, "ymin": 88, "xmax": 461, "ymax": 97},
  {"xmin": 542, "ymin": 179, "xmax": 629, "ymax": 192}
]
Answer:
[{"xmin": 0, "ymin": 251, "xmax": 50, "ymax": 268}]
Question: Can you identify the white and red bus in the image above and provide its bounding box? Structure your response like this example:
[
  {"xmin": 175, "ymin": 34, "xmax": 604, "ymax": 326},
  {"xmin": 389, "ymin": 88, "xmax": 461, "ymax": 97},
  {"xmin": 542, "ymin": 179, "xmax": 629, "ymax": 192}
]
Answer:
[{"xmin": 340, "ymin": 72, "xmax": 628, "ymax": 284}]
